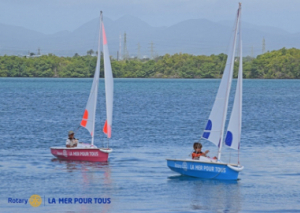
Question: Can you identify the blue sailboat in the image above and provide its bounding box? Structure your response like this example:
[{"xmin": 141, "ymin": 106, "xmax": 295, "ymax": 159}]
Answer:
[{"xmin": 167, "ymin": 3, "xmax": 244, "ymax": 180}]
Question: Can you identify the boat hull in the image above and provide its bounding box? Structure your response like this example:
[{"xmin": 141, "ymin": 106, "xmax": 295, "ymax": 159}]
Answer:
[
  {"xmin": 51, "ymin": 147, "xmax": 112, "ymax": 162},
  {"xmin": 166, "ymin": 159, "xmax": 242, "ymax": 180}
]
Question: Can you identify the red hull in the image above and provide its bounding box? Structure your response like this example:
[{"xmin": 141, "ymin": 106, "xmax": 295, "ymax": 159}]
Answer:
[{"xmin": 50, "ymin": 148, "xmax": 111, "ymax": 162}]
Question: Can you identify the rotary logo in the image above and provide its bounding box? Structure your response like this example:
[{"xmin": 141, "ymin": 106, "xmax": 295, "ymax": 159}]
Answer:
[
  {"xmin": 8, "ymin": 195, "xmax": 111, "ymax": 206},
  {"xmin": 63, "ymin": 150, "xmax": 68, "ymax": 157},
  {"xmin": 29, "ymin": 194, "xmax": 42, "ymax": 207}
]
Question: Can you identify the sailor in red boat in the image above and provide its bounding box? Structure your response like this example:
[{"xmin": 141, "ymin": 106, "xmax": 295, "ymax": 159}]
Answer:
[
  {"xmin": 192, "ymin": 142, "xmax": 209, "ymax": 159},
  {"xmin": 66, "ymin": 131, "xmax": 78, "ymax": 148}
]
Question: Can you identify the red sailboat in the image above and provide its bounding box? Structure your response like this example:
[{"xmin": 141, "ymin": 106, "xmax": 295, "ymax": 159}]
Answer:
[{"xmin": 51, "ymin": 11, "xmax": 113, "ymax": 162}]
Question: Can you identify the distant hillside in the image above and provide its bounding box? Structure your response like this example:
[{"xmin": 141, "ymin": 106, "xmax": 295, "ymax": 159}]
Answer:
[
  {"xmin": 1, "ymin": 48, "xmax": 300, "ymax": 79},
  {"xmin": 0, "ymin": 16, "xmax": 300, "ymax": 57}
]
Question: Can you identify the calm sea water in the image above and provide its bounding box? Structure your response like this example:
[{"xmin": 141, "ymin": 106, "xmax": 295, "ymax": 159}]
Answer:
[{"xmin": 0, "ymin": 78, "xmax": 300, "ymax": 213}]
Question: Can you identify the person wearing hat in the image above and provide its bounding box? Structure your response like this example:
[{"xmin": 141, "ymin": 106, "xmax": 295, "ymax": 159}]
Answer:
[{"xmin": 66, "ymin": 131, "xmax": 78, "ymax": 148}]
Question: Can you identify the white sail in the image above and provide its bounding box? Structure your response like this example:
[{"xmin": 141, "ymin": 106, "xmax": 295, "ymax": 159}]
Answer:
[
  {"xmin": 225, "ymin": 13, "xmax": 243, "ymax": 150},
  {"xmin": 80, "ymin": 15, "xmax": 102, "ymax": 145},
  {"xmin": 202, "ymin": 5, "xmax": 241, "ymax": 159},
  {"xmin": 102, "ymin": 20, "xmax": 114, "ymax": 138}
]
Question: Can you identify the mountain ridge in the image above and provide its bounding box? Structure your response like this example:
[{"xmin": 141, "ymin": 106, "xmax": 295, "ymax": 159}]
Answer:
[{"xmin": 0, "ymin": 16, "xmax": 299, "ymax": 57}]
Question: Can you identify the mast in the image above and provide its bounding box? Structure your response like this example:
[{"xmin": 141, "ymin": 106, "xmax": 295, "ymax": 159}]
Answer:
[
  {"xmin": 217, "ymin": 3, "xmax": 241, "ymax": 160},
  {"xmin": 80, "ymin": 11, "xmax": 102, "ymax": 145},
  {"xmin": 91, "ymin": 11, "xmax": 102, "ymax": 145},
  {"xmin": 237, "ymin": 4, "xmax": 242, "ymax": 164},
  {"xmin": 102, "ymin": 12, "xmax": 114, "ymax": 140},
  {"xmin": 201, "ymin": 4, "xmax": 241, "ymax": 157},
  {"xmin": 224, "ymin": 4, "xmax": 242, "ymax": 166}
]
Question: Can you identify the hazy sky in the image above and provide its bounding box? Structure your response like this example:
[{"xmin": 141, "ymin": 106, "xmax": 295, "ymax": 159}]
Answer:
[{"xmin": 0, "ymin": 0, "xmax": 300, "ymax": 34}]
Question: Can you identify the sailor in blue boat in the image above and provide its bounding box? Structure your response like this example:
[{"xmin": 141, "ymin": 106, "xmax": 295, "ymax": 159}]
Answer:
[
  {"xmin": 192, "ymin": 142, "xmax": 209, "ymax": 159},
  {"xmin": 191, "ymin": 142, "xmax": 217, "ymax": 160},
  {"xmin": 166, "ymin": 3, "xmax": 244, "ymax": 180},
  {"xmin": 66, "ymin": 131, "xmax": 78, "ymax": 148}
]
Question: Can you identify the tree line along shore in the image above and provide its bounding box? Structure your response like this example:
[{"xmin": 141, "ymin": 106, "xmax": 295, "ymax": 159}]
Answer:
[{"xmin": 0, "ymin": 48, "xmax": 300, "ymax": 79}]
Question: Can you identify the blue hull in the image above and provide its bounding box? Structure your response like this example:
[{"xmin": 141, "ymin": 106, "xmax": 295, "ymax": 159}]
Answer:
[{"xmin": 167, "ymin": 159, "xmax": 241, "ymax": 180}]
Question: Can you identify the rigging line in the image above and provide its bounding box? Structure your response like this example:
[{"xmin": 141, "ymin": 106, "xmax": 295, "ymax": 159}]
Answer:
[
  {"xmin": 102, "ymin": 135, "xmax": 104, "ymax": 148},
  {"xmin": 74, "ymin": 125, "xmax": 81, "ymax": 134},
  {"xmin": 209, "ymin": 165, "xmax": 227, "ymax": 180},
  {"xmin": 87, "ymin": 16, "xmax": 101, "ymax": 78},
  {"xmin": 238, "ymin": 144, "xmax": 240, "ymax": 166}
]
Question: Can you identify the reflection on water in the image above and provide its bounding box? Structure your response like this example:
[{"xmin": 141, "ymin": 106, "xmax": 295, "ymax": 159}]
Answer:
[
  {"xmin": 168, "ymin": 175, "xmax": 241, "ymax": 212},
  {"xmin": 51, "ymin": 158, "xmax": 110, "ymax": 171},
  {"xmin": 50, "ymin": 159, "xmax": 113, "ymax": 213},
  {"xmin": 2, "ymin": 79, "xmax": 300, "ymax": 212}
]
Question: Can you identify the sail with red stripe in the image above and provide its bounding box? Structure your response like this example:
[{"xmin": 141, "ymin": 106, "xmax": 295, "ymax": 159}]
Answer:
[
  {"xmin": 102, "ymin": 21, "xmax": 114, "ymax": 138},
  {"xmin": 80, "ymin": 14, "xmax": 102, "ymax": 144}
]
